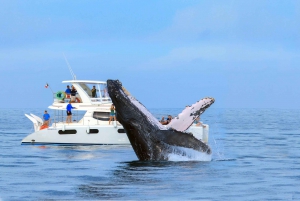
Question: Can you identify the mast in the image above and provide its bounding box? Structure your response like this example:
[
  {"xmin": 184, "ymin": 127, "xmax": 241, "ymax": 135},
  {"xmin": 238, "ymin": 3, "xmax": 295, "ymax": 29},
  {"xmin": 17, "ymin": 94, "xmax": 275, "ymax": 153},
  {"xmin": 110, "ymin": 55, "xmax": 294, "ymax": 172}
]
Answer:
[{"xmin": 63, "ymin": 53, "xmax": 76, "ymax": 80}]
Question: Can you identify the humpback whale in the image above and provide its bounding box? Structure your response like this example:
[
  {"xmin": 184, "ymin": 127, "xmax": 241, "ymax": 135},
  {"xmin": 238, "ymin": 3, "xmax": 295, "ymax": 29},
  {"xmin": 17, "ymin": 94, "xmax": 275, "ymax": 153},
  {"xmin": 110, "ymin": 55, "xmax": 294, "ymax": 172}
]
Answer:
[{"xmin": 107, "ymin": 80, "xmax": 215, "ymax": 161}]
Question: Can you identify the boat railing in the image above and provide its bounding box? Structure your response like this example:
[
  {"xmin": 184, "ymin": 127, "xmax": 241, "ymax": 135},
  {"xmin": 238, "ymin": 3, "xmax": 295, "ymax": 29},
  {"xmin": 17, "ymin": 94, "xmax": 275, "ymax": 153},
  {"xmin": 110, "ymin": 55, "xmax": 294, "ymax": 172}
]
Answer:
[
  {"xmin": 52, "ymin": 92, "xmax": 112, "ymax": 104},
  {"xmin": 52, "ymin": 112, "xmax": 101, "ymax": 127},
  {"xmin": 90, "ymin": 97, "xmax": 111, "ymax": 104},
  {"xmin": 52, "ymin": 110, "xmax": 85, "ymax": 125},
  {"xmin": 74, "ymin": 115, "xmax": 101, "ymax": 125}
]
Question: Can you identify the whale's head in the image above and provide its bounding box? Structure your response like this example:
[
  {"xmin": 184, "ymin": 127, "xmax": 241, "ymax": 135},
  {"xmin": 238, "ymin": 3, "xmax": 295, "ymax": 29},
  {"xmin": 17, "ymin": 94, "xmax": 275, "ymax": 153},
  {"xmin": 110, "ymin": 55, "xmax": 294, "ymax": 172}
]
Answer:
[
  {"xmin": 107, "ymin": 79, "xmax": 164, "ymax": 159},
  {"xmin": 106, "ymin": 79, "xmax": 125, "ymax": 106},
  {"xmin": 107, "ymin": 79, "xmax": 131, "ymax": 122},
  {"xmin": 107, "ymin": 79, "xmax": 162, "ymax": 127}
]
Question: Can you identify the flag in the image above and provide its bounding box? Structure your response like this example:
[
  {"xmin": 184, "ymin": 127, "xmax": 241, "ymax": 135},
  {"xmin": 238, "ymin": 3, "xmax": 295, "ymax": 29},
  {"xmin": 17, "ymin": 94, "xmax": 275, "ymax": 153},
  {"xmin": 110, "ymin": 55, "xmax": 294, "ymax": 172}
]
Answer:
[{"xmin": 45, "ymin": 83, "xmax": 49, "ymax": 88}]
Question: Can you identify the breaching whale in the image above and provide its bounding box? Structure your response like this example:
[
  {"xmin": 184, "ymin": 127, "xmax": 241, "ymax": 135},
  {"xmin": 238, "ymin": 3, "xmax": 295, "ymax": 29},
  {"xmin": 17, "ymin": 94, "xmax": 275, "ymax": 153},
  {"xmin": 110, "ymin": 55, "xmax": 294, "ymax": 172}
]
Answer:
[{"xmin": 107, "ymin": 79, "xmax": 215, "ymax": 161}]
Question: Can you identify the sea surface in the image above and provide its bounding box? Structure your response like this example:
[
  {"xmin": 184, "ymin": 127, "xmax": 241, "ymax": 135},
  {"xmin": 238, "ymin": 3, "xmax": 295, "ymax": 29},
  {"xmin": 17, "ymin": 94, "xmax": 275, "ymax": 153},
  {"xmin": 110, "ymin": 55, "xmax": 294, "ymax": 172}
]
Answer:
[{"xmin": 0, "ymin": 108, "xmax": 300, "ymax": 201}]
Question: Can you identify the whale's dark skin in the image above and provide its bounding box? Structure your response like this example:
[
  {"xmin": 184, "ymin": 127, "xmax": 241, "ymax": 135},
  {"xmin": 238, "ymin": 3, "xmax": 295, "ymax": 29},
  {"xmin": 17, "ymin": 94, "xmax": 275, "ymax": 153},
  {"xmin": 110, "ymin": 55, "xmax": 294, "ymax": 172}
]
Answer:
[{"xmin": 107, "ymin": 79, "xmax": 212, "ymax": 161}]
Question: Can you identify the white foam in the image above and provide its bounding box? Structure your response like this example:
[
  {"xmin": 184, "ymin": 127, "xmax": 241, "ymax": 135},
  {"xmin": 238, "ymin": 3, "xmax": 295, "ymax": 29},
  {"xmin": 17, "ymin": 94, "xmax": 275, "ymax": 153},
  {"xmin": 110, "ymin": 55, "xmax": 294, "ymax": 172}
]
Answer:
[{"xmin": 167, "ymin": 146, "xmax": 212, "ymax": 161}]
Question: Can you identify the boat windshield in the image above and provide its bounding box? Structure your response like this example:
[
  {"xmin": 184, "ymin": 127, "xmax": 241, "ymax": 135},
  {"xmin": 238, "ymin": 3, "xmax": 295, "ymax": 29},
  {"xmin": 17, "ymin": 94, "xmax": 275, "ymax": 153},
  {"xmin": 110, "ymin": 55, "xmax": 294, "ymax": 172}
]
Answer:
[
  {"xmin": 56, "ymin": 80, "xmax": 112, "ymax": 104},
  {"xmin": 79, "ymin": 82, "xmax": 111, "ymax": 104}
]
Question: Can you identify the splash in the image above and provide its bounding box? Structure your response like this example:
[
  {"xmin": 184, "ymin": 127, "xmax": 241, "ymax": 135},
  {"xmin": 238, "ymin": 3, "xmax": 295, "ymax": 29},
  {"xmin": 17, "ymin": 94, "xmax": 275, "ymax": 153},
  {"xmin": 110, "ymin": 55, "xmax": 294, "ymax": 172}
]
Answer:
[{"xmin": 167, "ymin": 146, "xmax": 212, "ymax": 161}]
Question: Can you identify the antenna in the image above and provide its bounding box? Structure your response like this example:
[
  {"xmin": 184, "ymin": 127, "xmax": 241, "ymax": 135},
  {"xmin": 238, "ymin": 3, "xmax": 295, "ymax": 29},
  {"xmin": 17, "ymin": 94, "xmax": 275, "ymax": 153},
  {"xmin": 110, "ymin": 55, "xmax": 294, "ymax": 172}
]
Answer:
[{"xmin": 63, "ymin": 53, "xmax": 76, "ymax": 80}]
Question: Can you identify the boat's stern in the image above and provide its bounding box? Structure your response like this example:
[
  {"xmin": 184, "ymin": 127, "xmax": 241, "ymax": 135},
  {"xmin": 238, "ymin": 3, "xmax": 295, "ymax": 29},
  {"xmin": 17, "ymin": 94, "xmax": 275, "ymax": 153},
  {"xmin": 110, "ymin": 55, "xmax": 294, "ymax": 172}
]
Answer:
[
  {"xmin": 187, "ymin": 124, "xmax": 209, "ymax": 143},
  {"xmin": 25, "ymin": 113, "xmax": 43, "ymax": 132}
]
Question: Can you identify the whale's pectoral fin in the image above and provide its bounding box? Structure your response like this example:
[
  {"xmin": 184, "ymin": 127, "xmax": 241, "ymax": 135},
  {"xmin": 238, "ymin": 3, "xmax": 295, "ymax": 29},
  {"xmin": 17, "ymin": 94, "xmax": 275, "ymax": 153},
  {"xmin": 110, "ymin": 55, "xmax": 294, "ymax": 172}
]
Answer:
[
  {"xmin": 167, "ymin": 97, "xmax": 215, "ymax": 132},
  {"xmin": 158, "ymin": 130, "xmax": 210, "ymax": 153}
]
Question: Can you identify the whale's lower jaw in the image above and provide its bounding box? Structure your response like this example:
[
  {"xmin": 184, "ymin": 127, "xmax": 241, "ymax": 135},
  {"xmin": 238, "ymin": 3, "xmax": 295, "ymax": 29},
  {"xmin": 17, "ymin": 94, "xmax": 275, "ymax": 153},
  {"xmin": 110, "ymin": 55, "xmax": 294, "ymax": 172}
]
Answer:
[
  {"xmin": 122, "ymin": 120, "xmax": 212, "ymax": 161},
  {"xmin": 125, "ymin": 127, "xmax": 211, "ymax": 161},
  {"xmin": 107, "ymin": 79, "xmax": 212, "ymax": 161}
]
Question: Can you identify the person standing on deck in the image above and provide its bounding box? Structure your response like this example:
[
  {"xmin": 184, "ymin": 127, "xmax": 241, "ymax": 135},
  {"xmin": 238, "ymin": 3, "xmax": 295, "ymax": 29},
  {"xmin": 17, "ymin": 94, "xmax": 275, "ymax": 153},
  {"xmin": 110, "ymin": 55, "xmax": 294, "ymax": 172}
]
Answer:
[
  {"xmin": 66, "ymin": 101, "xmax": 76, "ymax": 124},
  {"xmin": 109, "ymin": 104, "xmax": 116, "ymax": 125},
  {"xmin": 65, "ymin": 85, "xmax": 71, "ymax": 99},
  {"xmin": 70, "ymin": 86, "xmax": 77, "ymax": 103},
  {"xmin": 43, "ymin": 110, "xmax": 50, "ymax": 126},
  {"xmin": 91, "ymin": 86, "xmax": 97, "ymax": 98}
]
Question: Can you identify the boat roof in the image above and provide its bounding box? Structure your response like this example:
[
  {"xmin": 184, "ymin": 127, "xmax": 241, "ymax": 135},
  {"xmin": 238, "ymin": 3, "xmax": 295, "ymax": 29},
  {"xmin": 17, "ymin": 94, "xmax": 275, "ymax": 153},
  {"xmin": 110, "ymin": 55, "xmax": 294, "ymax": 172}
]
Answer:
[
  {"xmin": 62, "ymin": 80, "xmax": 107, "ymax": 84},
  {"xmin": 49, "ymin": 79, "xmax": 112, "ymax": 111}
]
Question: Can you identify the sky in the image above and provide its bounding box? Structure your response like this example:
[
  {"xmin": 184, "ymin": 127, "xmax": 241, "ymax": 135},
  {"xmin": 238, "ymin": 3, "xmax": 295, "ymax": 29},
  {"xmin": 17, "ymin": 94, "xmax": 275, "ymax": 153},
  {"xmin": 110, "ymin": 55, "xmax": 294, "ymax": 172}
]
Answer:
[{"xmin": 0, "ymin": 0, "xmax": 300, "ymax": 109}]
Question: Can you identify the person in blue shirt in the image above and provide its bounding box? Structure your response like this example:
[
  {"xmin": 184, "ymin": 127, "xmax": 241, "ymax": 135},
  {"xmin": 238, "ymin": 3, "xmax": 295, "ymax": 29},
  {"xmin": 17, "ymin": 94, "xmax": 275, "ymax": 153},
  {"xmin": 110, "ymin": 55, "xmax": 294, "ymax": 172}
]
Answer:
[
  {"xmin": 66, "ymin": 101, "xmax": 76, "ymax": 123},
  {"xmin": 65, "ymin": 85, "xmax": 71, "ymax": 99},
  {"xmin": 43, "ymin": 110, "xmax": 50, "ymax": 126}
]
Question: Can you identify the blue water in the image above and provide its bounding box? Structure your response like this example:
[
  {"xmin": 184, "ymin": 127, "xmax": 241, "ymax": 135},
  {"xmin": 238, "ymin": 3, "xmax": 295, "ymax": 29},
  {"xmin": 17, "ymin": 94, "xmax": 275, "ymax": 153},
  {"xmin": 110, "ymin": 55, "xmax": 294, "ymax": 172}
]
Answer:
[{"xmin": 1, "ymin": 108, "xmax": 300, "ymax": 200}]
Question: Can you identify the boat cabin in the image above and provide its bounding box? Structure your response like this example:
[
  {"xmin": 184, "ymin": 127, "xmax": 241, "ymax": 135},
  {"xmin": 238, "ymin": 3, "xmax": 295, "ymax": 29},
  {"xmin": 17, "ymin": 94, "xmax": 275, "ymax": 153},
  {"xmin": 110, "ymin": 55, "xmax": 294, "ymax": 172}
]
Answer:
[{"xmin": 52, "ymin": 80, "xmax": 111, "ymax": 105}]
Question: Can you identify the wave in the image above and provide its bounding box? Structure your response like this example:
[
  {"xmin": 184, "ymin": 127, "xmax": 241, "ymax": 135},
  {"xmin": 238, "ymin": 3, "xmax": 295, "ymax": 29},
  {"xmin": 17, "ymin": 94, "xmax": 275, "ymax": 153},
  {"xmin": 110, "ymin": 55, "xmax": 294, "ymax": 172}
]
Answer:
[{"xmin": 167, "ymin": 146, "xmax": 212, "ymax": 161}]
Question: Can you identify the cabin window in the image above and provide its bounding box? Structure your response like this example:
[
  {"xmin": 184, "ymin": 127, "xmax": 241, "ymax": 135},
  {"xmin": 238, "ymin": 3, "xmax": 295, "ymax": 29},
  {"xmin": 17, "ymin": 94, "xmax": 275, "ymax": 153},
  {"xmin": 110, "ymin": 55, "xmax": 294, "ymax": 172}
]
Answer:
[
  {"xmin": 58, "ymin": 130, "xmax": 77, "ymax": 134},
  {"xmin": 88, "ymin": 129, "xmax": 99, "ymax": 134},
  {"xmin": 93, "ymin": 112, "xmax": 110, "ymax": 121},
  {"xmin": 118, "ymin": 129, "xmax": 126, "ymax": 133}
]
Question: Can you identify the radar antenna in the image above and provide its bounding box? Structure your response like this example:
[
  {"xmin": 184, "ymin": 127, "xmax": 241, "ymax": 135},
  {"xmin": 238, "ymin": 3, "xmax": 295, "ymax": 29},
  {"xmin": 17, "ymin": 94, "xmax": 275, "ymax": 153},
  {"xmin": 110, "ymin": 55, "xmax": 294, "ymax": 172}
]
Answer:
[{"xmin": 63, "ymin": 53, "xmax": 76, "ymax": 80}]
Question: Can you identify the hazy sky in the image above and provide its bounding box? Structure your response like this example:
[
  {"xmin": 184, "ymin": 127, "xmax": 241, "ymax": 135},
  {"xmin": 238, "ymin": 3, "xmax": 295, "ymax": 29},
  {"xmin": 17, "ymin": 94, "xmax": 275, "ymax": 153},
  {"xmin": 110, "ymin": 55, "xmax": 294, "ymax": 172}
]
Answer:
[{"xmin": 1, "ymin": 0, "xmax": 300, "ymax": 109}]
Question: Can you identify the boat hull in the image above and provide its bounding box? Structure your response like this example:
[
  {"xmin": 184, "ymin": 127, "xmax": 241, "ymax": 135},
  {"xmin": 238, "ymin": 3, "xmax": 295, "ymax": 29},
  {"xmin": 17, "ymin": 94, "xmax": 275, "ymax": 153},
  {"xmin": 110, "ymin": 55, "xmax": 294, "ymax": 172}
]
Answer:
[
  {"xmin": 21, "ymin": 124, "xmax": 208, "ymax": 146},
  {"xmin": 21, "ymin": 125, "xmax": 130, "ymax": 145}
]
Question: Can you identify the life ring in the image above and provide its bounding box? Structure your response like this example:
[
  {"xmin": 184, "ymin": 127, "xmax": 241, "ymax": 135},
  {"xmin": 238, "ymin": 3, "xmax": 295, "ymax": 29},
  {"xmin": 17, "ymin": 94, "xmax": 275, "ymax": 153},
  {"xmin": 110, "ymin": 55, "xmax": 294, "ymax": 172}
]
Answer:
[
  {"xmin": 75, "ymin": 97, "xmax": 81, "ymax": 103},
  {"xmin": 56, "ymin": 91, "xmax": 65, "ymax": 100},
  {"xmin": 40, "ymin": 124, "xmax": 48, "ymax": 130}
]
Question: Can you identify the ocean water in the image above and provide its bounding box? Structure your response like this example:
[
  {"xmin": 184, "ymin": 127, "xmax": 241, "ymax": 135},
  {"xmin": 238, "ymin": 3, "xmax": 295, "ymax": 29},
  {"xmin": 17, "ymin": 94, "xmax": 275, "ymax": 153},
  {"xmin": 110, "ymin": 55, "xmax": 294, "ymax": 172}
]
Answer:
[{"xmin": 0, "ymin": 108, "xmax": 300, "ymax": 200}]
